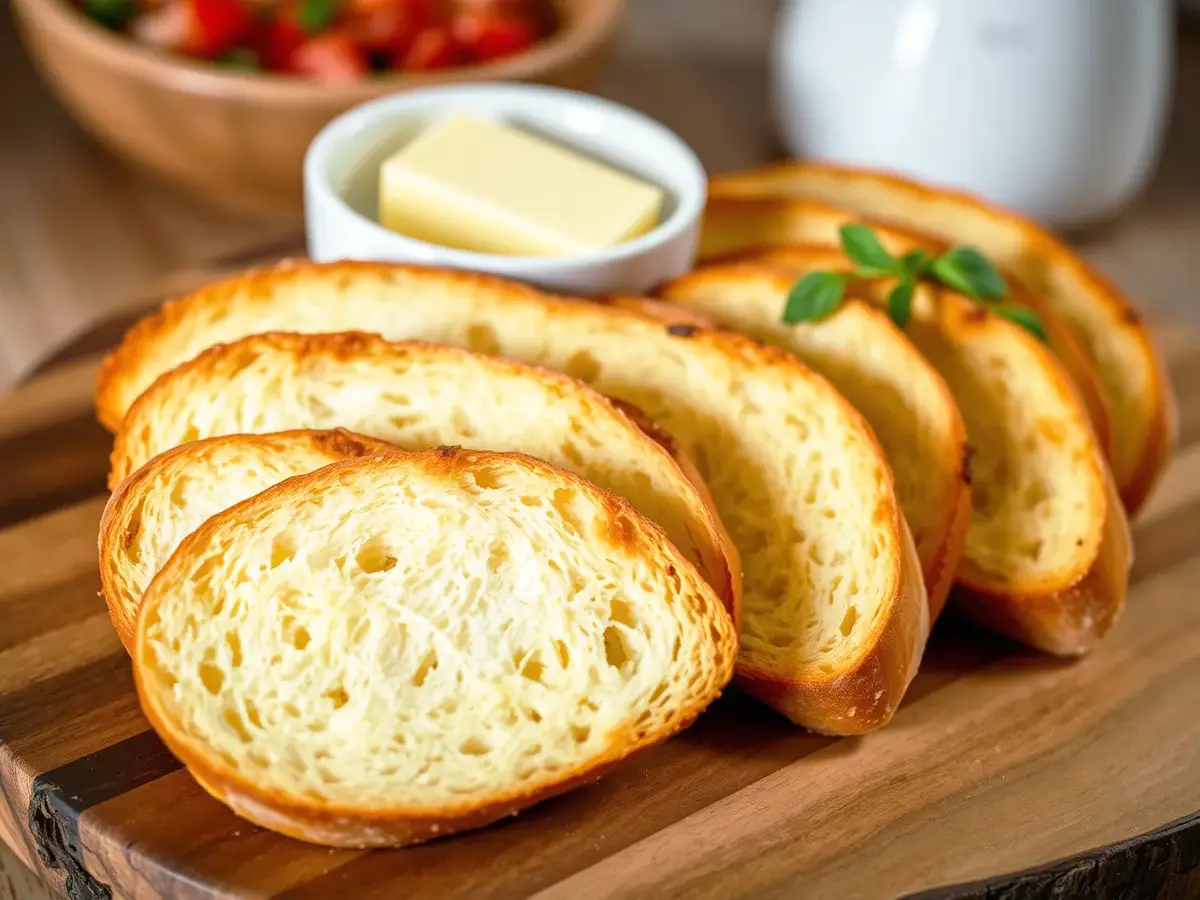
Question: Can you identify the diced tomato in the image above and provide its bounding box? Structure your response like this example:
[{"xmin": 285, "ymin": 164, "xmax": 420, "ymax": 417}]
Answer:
[
  {"xmin": 400, "ymin": 25, "xmax": 462, "ymax": 70},
  {"xmin": 185, "ymin": 0, "xmax": 256, "ymax": 58},
  {"xmin": 258, "ymin": 16, "xmax": 308, "ymax": 70},
  {"xmin": 292, "ymin": 30, "xmax": 370, "ymax": 81},
  {"xmin": 452, "ymin": 10, "xmax": 537, "ymax": 63},
  {"xmin": 347, "ymin": 0, "xmax": 433, "ymax": 54}
]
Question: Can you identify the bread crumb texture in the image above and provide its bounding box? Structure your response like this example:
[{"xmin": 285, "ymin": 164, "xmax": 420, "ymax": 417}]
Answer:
[{"xmin": 136, "ymin": 451, "xmax": 736, "ymax": 821}]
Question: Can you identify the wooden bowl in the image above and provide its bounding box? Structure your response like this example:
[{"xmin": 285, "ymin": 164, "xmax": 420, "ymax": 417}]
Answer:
[{"xmin": 11, "ymin": 0, "xmax": 626, "ymax": 218}]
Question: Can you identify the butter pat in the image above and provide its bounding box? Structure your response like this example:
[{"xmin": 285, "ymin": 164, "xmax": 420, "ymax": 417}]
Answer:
[{"xmin": 378, "ymin": 115, "xmax": 664, "ymax": 257}]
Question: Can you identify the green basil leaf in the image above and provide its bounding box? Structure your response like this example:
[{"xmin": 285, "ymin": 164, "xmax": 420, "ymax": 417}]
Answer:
[
  {"xmin": 839, "ymin": 225, "xmax": 899, "ymax": 275},
  {"xmin": 84, "ymin": 0, "xmax": 137, "ymax": 29},
  {"xmin": 888, "ymin": 281, "xmax": 914, "ymax": 328},
  {"xmin": 931, "ymin": 247, "xmax": 1007, "ymax": 301},
  {"xmin": 995, "ymin": 305, "xmax": 1046, "ymax": 341},
  {"xmin": 297, "ymin": 0, "xmax": 341, "ymax": 34},
  {"xmin": 900, "ymin": 249, "xmax": 932, "ymax": 279},
  {"xmin": 783, "ymin": 272, "xmax": 846, "ymax": 324}
]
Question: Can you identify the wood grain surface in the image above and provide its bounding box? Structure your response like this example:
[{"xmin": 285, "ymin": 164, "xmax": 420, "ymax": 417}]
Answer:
[{"xmin": 0, "ymin": 305, "xmax": 1196, "ymax": 899}]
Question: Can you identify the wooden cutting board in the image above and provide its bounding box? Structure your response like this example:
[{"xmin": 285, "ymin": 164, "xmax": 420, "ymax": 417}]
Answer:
[{"xmin": 1, "ymin": 315, "xmax": 1199, "ymax": 900}]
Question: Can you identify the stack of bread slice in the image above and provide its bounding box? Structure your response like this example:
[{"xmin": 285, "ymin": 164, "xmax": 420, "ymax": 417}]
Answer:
[
  {"xmin": 98, "ymin": 262, "xmax": 933, "ymax": 845},
  {"xmin": 133, "ymin": 445, "xmax": 738, "ymax": 847},
  {"xmin": 96, "ymin": 160, "xmax": 1168, "ymax": 849},
  {"xmin": 678, "ymin": 162, "xmax": 1162, "ymax": 654},
  {"xmin": 704, "ymin": 162, "xmax": 1175, "ymax": 514}
]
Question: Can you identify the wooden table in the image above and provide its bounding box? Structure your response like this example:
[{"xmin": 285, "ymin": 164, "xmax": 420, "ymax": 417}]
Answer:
[{"xmin": 3, "ymin": 3, "xmax": 1200, "ymax": 899}]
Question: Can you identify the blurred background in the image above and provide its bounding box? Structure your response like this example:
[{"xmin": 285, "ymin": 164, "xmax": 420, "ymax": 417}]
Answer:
[{"xmin": 0, "ymin": 0, "xmax": 1197, "ymax": 382}]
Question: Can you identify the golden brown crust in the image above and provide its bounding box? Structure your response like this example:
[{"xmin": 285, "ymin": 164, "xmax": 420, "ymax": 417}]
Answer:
[
  {"xmin": 708, "ymin": 162, "xmax": 1175, "ymax": 515},
  {"xmin": 109, "ymin": 330, "xmax": 742, "ymax": 625},
  {"xmin": 133, "ymin": 447, "xmax": 738, "ymax": 848},
  {"xmin": 98, "ymin": 428, "xmax": 400, "ymax": 653}
]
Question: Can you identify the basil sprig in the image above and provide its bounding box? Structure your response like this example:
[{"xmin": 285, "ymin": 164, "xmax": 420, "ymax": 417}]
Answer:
[{"xmin": 782, "ymin": 224, "xmax": 1045, "ymax": 340}]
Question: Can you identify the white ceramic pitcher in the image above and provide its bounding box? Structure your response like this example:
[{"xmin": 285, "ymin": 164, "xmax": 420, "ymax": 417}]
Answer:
[{"xmin": 770, "ymin": 0, "xmax": 1175, "ymax": 229}]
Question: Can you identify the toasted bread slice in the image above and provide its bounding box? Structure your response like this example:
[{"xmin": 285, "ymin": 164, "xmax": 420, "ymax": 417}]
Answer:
[
  {"xmin": 133, "ymin": 447, "xmax": 738, "ymax": 848},
  {"xmin": 744, "ymin": 245, "xmax": 1131, "ymax": 655},
  {"xmin": 99, "ymin": 262, "xmax": 927, "ymax": 734},
  {"xmin": 699, "ymin": 194, "xmax": 1115, "ymax": 467},
  {"xmin": 657, "ymin": 265, "xmax": 969, "ymax": 619},
  {"xmin": 100, "ymin": 429, "xmax": 400, "ymax": 652},
  {"xmin": 110, "ymin": 332, "xmax": 739, "ymax": 623},
  {"xmin": 707, "ymin": 162, "xmax": 1176, "ymax": 514}
]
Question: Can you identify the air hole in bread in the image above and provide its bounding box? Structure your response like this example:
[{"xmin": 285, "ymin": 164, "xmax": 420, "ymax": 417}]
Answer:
[
  {"xmin": 551, "ymin": 489, "xmax": 584, "ymax": 535},
  {"xmin": 270, "ymin": 533, "xmax": 297, "ymax": 569},
  {"xmin": 604, "ymin": 626, "xmax": 630, "ymax": 669},
  {"xmin": 123, "ymin": 517, "xmax": 143, "ymax": 563},
  {"xmin": 560, "ymin": 440, "xmax": 585, "ymax": 466},
  {"xmin": 609, "ymin": 598, "xmax": 635, "ymax": 629},
  {"xmin": 488, "ymin": 541, "xmax": 508, "ymax": 574},
  {"xmin": 526, "ymin": 707, "xmax": 543, "ymax": 723},
  {"xmin": 570, "ymin": 724, "xmax": 591, "ymax": 744},
  {"xmin": 324, "ymin": 686, "xmax": 350, "ymax": 709},
  {"xmin": 466, "ymin": 323, "xmax": 501, "ymax": 356},
  {"xmin": 519, "ymin": 653, "xmax": 545, "ymax": 684},
  {"xmin": 1023, "ymin": 480, "xmax": 1049, "ymax": 510},
  {"xmin": 808, "ymin": 543, "xmax": 826, "ymax": 566},
  {"xmin": 390, "ymin": 413, "xmax": 423, "ymax": 432},
  {"xmin": 460, "ymin": 737, "xmax": 490, "ymax": 756},
  {"xmin": 471, "ymin": 468, "xmax": 505, "ymax": 491},
  {"xmin": 519, "ymin": 495, "xmax": 542, "ymax": 507},
  {"xmin": 248, "ymin": 751, "xmax": 269, "ymax": 769},
  {"xmin": 380, "ymin": 391, "xmax": 412, "ymax": 408},
  {"xmin": 223, "ymin": 708, "xmax": 252, "ymax": 742},
  {"xmin": 283, "ymin": 702, "xmax": 301, "ymax": 718},
  {"xmin": 169, "ymin": 477, "xmax": 190, "ymax": 509},
  {"xmin": 784, "ymin": 415, "xmax": 811, "ymax": 440},
  {"xmin": 1020, "ymin": 538, "xmax": 1044, "ymax": 561},
  {"xmin": 412, "ymin": 651, "xmax": 438, "ymax": 687},
  {"xmin": 840, "ymin": 606, "xmax": 859, "ymax": 637},
  {"xmin": 821, "ymin": 508, "xmax": 835, "ymax": 520},
  {"xmin": 555, "ymin": 640, "xmax": 570, "ymax": 668},
  {"xmin": 356, "ymin": 536, "xmax": 397, "ymax": 574},
  {"xmin": 830, "ymin": 469, "xmax": 841, "ymax": 490},
  {"xmin": 283, "ymin": 617, "xmax": 310, "ymax": 651},
  {"xmin": 179, "ymin": 426, "xmax": 200, "ymax": 445},
  {"xmin": 564, "ymin": 350, "xmax": 602, "ymax": 383},
  {"xmin": 225, "ymin": 631, "xmax": 243, "ymax": 668},
  {"xmin": 649, "ymin": 682, "xmax": 668, "ymax": 704},
  {"xmin": 243, "ymin": 700, "xmax": 263, "ymax": 729},
  {"xmin": 198, "ymin": 660, "xmax": 224, "ymax": 694}
]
